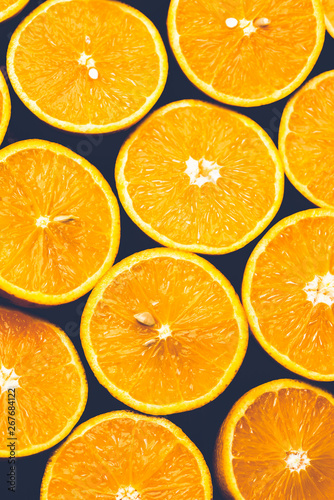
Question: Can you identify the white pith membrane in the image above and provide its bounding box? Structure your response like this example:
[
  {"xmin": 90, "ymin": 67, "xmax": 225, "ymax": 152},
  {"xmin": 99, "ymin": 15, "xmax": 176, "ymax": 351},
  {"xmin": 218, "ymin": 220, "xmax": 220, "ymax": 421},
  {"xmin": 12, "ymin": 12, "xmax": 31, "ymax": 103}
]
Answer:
[
  {"xmin": 116, "ymin": 486, "xmax": 141, "ymax": 500},
  {"xmin": 304, "ymin": 272, "xmax": 334, "ymax": 307},
  {"xmin": 185, "ymin": 156, "xmax": 221, "ymax": 187},
  {"xmin": 285, "ymin": 450, "xmax": 310, "ymax": 472},
  {"xmin": 36, "ymin": 215, "xmax": 50, "ymax": 228},
  {"xmin": 0, "ymin": 364, "xmax": 21, "ymax": 394}
]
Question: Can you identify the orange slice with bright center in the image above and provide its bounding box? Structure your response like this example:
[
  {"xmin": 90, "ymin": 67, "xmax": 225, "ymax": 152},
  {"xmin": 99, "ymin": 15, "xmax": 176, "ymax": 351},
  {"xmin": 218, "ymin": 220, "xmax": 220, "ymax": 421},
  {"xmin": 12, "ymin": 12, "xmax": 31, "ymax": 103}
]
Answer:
[
  {"xmin": 7, "ymin": 0, "xmax": 168, "ymax": 133},
  {"xmin": 242, "ymin": 209, "xmax": 334, "ymax": 380},
  {"xmin": 279, "ymin": 70, "xmax": 334, "ymax": 208},
  {"xmin": 115, "ymin": 100, "xmax": 284, "ymax": 255},
  {"xmin": 0, "ymin": 70, "xmax": 10, "ymax": 145},
  {"xmin": 41, "ymin": 411, "xmax": 213, "ymax": 499},
  {"xmin": 323, "ymin": 0, "xmax": 334, "ymax": 36},
  {"xmin": 81, "ymin": 248, "xmax": 248, "ymax": 415},
  {"xmin": 167, "ymin": 0, "xmax": 325, "ymax": 106},
  {"xmin": 0, "ymin": 0, "xmax": 29, "ymax": 22},
  {"xmin": 215, "ymin": 379, "xmax": 334, "ymax": 499},
  {"xmin": 0, "ymin": 139, "xmax": 120, "ymax": 306},
  {"xmin": 0, "ymin": 307, "xmax": 87, "ymax": 457}
]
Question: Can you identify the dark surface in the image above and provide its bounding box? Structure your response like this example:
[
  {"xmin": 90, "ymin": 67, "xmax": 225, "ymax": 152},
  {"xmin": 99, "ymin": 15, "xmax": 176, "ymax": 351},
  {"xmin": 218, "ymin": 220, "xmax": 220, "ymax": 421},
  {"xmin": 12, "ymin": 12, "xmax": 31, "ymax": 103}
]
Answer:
[{"xmin": 1, "ymin": 1, "xmax": 334, "ymax": 499}]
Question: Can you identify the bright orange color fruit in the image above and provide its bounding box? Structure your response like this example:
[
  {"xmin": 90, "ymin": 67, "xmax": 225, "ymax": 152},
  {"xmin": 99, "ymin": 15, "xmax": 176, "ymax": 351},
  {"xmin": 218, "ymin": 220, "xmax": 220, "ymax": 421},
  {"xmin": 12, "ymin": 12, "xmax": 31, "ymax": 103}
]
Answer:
[
  {"xmin": 41, "ymin": 411, "xmax": 213, "ymax": 500},
  {"xmin": 168, "ymin": 0, "xmax": 325, "ymax": 106},
  {"xmin": 243, "ymin": 209, "xmax": 334, "ymax": 380},
  {"xmin": 81, "ymin": 248, "xmax": 248, "ymax": 415},
  {"xmin": 0, "ymin": 307, "xmax": 87, "ymax": 457},
  {"xmin": 115, "ymin": 100, "xmax": 284, "ymax": 255},
  {"xmin": 280, "ymin": 70, "xmax": 334, "ymax": 208},
  {"xmin": 323, "ymin": 0, "xmax": 334, "ymax": 36},
  {"xmin": 0, "ymin": 139, "xmax": 120, "ymax": 306},
  {"xmin": 0, "ymin": 0, "xmax": 29, "ymax": 22},
  {"xmin": 0, "ymin": 70, "xmax": 10, "ymax": 145},
  {"xmin": 7, "ymin": 0, "xmax": 168, "ymax": 133},
  {"xmin": 215, "ymin": 379, "xmax": 334, "ymax": 499}
]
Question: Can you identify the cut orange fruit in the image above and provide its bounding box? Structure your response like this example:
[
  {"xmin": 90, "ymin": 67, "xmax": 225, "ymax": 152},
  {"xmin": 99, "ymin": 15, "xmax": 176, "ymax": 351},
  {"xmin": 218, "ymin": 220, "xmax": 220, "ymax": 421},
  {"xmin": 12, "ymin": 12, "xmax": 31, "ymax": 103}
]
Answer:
[
  {"xmin": 242, "ymin": 209, "xmax": 334, "ymax": 380},
  {"xmin": 0, "ymin": 70, "xmax": 10, "ymax": 145},
  {"xmin": 280, "ymin": 70, "xmax": 334, "ymax": 208},
  {"xmin": 7, "ymin": 0, "xmax": 168, "ymax": 134},
  {"xmin": 115, "ymin": 100, "xmax": 284, "ymax": 254},
  {"xmin": 0, "ymin": 0, "xmax": 29, "ymax": 23},
  {"xmin": 167, "ymin": 0, "xmax": 325, "ymax": 106},
  {"xmin": 215, "ymin": 379, "xmax": 334, "ymax": 499},
  {"xmin": 41, "ymin": 411, "xmax": 213, "ymax": 500},
  {"xmin": 0, "ymin": 139, "xmax": 120, "ymax": 306},
  {"xmin": 81, "ymin": 248, "xmax": 248, "ymax": 415},
  {"xmin": 323, "ymin": 0, "xmax": 334, "ymax": 36},
  {"xmin": 0, "ymin": 307, "xmax": 87, "ymax": 457}
]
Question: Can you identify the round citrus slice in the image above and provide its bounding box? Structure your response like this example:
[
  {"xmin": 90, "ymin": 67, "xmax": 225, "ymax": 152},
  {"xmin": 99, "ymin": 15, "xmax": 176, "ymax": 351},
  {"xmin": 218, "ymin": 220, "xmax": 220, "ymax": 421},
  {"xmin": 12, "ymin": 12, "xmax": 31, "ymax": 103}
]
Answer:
[
  {"xmin": 167, "ymin": 0, "xmax": 325, "ymax": 107},
  {"xmin": 279, "ymin": 70, "xmax": 334, "ymax": 208},
  {"xmin": 242, "ymin": 208, "xmax": 334, "ymax": 380},
  {"xmin": 323, "ymin": 0, "xmax": 334, "ymax": 36},
  {"xmin": 41, "ymin": 411, "xmax": 213, "ymax": 500},
  {"xmin": 115, "ymin": 100, "xmax": 284, "ymax": 254},
  {"xmin": 81, "ymin": 248, "xmax": 248, "ymax": 415},
  {"xmin": 0, "ymin": 306, "xmax": 87, "ymax": 457},
  {"xmin": 215, "ymin": 378, "xmax": 334, "ymax": 499},
  {"xmin": 0, "ymin": 139, "xmax": 120, "ymax": 306},
  {"xmin": 0, "ymin": 70, "xmax": 10, "ymax": 145},
  {"xmin": 0, "ymin": 0, "xmax": 29, "ymax": 23},
  {"xmin": 7, "ymin": 0, "xmax": 168, "ymax": 134}
]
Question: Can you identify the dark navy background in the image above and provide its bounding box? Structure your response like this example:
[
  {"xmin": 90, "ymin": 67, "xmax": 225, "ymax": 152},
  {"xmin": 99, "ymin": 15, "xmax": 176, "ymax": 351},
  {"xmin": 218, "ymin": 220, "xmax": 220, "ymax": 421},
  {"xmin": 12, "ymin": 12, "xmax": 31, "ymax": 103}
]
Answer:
[{"xmin": 1, "ymin": 1, "xmax": 334, "ymax": 498}]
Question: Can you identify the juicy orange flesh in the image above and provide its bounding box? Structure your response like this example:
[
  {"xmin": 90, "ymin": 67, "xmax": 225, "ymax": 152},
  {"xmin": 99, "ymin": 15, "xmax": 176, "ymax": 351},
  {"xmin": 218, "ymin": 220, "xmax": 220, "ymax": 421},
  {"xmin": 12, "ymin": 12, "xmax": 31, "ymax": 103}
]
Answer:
[
  {"xmin": 174, "ymin": 0, "xmax": 319, "ymax": 99},
  {"xmin": 0, "ymin": 308, "xmax": 83, "ymax": 451},
  {"xmin": 283, "ymin": 74, "xmax": 334, "ymax": 206},
  {"xmin": 12, "ymin": 0, "xmax": 161, "ymax": 125},
  {"xmin": 249, "ymin": 216, "xmax": 334, "ymax": 374},
  {"xmin": 123, "ymin": 104, "xmax": 278, "ymax": 247},
  {"xmin": 231, "ymin": 388, "xmax": 334, "ymax": 499},
  {"xmin": 324, "ymin": 0, "xmax": 334, "ymax": 30},
  {"xmin": 0, "ymin": 147, "xmax": 112, "ymax": 295},
  {"xmin": 89, "ymin": 256, "xmax": 240, "ymax": 406},
  {"xmin": 0, "ymin": 0, "xmax": 18, "ymax": 11}
]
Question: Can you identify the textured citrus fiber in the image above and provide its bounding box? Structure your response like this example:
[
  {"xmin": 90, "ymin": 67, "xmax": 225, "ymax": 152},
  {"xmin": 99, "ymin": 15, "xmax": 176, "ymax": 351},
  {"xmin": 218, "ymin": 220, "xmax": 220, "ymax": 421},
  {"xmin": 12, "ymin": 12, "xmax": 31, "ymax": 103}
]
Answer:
[
  {"xmin": 323, "ymin": 0, "xmax": 334, "ymax": 36},
  {"xmin": 0, "ymin": 70, "xmax": 10, "ymax": 145},
  {"xmin": 168, "ymin": 0, "xmax": 325, "ymax": 106},
  {"xmin": 0, "ymin": 0, "xmax": 29, "ymax": 22},
  {"xmin": 81, "ymin": 248, "xmax": 248, "ymax": 415},
  {"xmin": 280, "ymin": 71, "xmax": 334, "ymax": 208},
  {"xmin": 0, "ymin": 307, "xmax": 87, "ymax": 457},
  {"xmin": 41, "ymin": 411, "xmax": 213, "ymax": 500},
  {"xmin": 116, "ymin": 100, "xmax": 284, "ymax": 254},
  {"xmin": 215, "ymin": 379, "xmax": 334, "ymax": 499},
  {"xmin": 7, "ymin": 0, "xmax": 168, "ymax": 133},
  {"xmin": 0, "ymin": 139, "xmax": 120, "ymax": 306},
  {"xmin": 243, "ymin": 209, "xmax": 334, "ymax": 380}
]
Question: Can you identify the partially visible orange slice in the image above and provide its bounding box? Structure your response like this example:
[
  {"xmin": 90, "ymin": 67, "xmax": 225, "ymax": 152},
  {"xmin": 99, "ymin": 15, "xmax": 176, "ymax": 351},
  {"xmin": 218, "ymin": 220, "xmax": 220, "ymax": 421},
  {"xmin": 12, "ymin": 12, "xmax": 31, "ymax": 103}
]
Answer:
[
  {"xmin": 81, "ymin": 248, "xmax": 248, "ymax": 415},
  {"xmin": 0, "ymin": 139, "xmax": 120, "ymax": 306},
  {"xmin": 280, "ymin": 70, "xmax": 334, "ymax": 208},
  {"xmin": 0, "ymin": 307, "xmax": 87, "ymax": 457},
  {"xmin": 7, "ymin": 0, "xmax": 168, "ymax": 133},
  {"xmin": 242, "ymin": 209, "xmax": 334, "ymax": 380},
  {"xmin": 0, "ymin": 70, "xmax": 10, "ymax": 145},
  {"xmin": 168, "ymin": 0, "xmax": 325, "ymax": 106},
  {"xmin": 215, "ymin": 379, "xmax": 334, "ymax": 499},
  {"xmin": 41, "ymin": 411, "xmax": 213, "ymax": 500},
  {"xmin": 0, "ymin": 0, "xmax": 29, "ymax": 23},
  {"xmin": 323, "ymin": 0, "xmax": 334, "ymax": 36},
  {"xmin": 115, "ymin": 100, "xmax": 284, "ymax": 255}
]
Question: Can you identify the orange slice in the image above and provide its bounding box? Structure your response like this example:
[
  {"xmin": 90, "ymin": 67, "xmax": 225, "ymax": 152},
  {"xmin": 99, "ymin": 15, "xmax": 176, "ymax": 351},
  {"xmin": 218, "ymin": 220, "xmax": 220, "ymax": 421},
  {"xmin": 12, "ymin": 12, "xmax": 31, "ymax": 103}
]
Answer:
[
  {"xmin": 0, "ymin": 307, "xmax": 87, "ymax": 457},
  {"xmin": 242, "ymin": 209, "xmax": 334, "ymax": 380},
  {"xmin": 0, "ymin": 139, "xmax": 120, "ymax": 306},
  {"xmin": 215, "ymin": 379, "xmax": 334, "ymax": 499},
  {"xmin": 0, "ymin": 0, "xmax": 28, "ymax": 23},
  {"xmin": 279, "ymin": 70, "xmax": 334, "ymax": 208},
  {"xmin": 7, "ymin": 0, "xmax": 168, "ymax": 134},
  {"xmin": 41, "ymin": 411, "xmax": 213, "ymax": 500},
  {"xmin": 115, "ymin": 100, "xmax": 284, "ymax": 254},
  {"xmin": 0, "ymin": 70, "xmax": 10, "ymax": 145},
  {"xmin": 167, "ymin": 0, "xmax": 325, "ymax": 106},
  {"xmin": 81, "ymin": 248, "xmax": 248, "ymax": 415},
  {"xmin": 323, "ymin": 0, "xmax": 334, "ymax": 36}
]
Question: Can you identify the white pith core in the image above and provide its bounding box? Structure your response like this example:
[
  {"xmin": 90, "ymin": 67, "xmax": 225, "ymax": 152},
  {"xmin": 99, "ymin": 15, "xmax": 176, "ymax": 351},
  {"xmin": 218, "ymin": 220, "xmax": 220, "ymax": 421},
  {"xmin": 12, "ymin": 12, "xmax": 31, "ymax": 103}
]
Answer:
[
  {"xmin": 185, "ymin": 156, "xmax": 221, "ymax": 187},
  {"xmin": 304, "ymin": 272, "xmax": 334, "ymax": 307},
  {"xmin": 36, "ymin": 215, "xmax": 50, "ymax": 228},
  {"xmin": 285, "ymin": 450, "xmax": 310, "ymax": 472},
  {"xmin": 0, "ymin": 364, "xmax": 21, "ymax": 394},
  {"xmin": 116, "ymin": 486, "xmax": 141, "ymax": 500},
  {"xmin": 78, "ymin": 51, "xmax": 99, "ymax": 79},
  {"xmin": 157, "ymin": 324, "xmax": 172, "ymax": 340}
]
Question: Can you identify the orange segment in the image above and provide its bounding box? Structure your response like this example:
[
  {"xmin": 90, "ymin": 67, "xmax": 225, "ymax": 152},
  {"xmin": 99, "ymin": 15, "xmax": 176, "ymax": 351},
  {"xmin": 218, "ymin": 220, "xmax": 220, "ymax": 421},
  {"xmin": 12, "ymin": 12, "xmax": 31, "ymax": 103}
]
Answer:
[
  {"xmin": 0, "ymin": 307, "xmax": 87, "ymax": 457},
  {"xmin": 279, "ymin": 70, "xmax": 334, "ymax": 208},
  {"xmin": 323, "ymin": 0, "xmax": 334, "ymax": 36},
  {"xmin": 0, "ymin": 0, "xmax": 28, "ymax": 22},
  {"xmin": 7, "ymin": 0, "xmax": 168, "ymax": 133},
  {"xmin": 0, "ymin": 70, "xmax": 10, "ymax": 145},
  {"xmin": 167, "ymin": 0, "xmax": 325, "ymax": 106},
  {"xmin": 242, "ymin": 209, "xmax": 334, "ymax": 380},
  {"xmin": 81, "ymin": 248, "xmax": 248, "ymax": 415},
  {"xmin": 215, "ymin": 379, "xmax": 334, "ymax": 500},
  {"xmin": 0, "ymin": 139, "xmax": 120, "ymax": 306},
  {"xmin": 41, "ymin": 411, "xmax": 213, "ymax": 500},
  {"xmin": 115, "ymin": 100, "xmax": 284, "ymax": 254}
]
